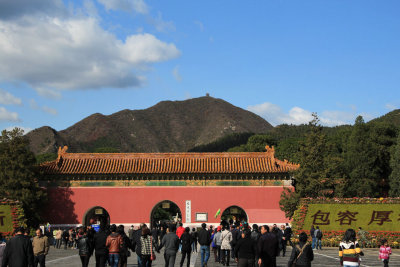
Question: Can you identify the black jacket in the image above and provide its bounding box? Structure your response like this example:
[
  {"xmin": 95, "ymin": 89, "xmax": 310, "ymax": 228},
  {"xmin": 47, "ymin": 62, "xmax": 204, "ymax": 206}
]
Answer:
[
  {"xmin": 234, "ymin": 236, "xmax": 256, "ymax": 259},
  {"xmin": 283, "ymin": 228, "xmax": 292, "ymax": 241},
  {"xmin": 197, "ymin": 229, "xmax": 211, "ymax": 246},
  {"xmin": 257, "ymin": 233, "xmax": 279, "ymax": 260},
  {"xmin": 1, "ymin": 234, "xmax": 34, "ymax": 267},
  {"xmin": 287, "ymin": 242, "xmax": 313, "ymax": 267},
  {"xmin": 180, "ymin": 232, "xmax": 192, "ymax": 252},
  {"xmin": 62, "ymin": 230, "xmax": 69, "ymax": 241},
  {"xmin": 151, "ymin": 229, "xmax": 159, "ymax": 245},
  {"xmin": 251, "ymin": 230, "xmax": 261, "ymax": 243},
  {"xmin": 120, "ymin": 233, "xmax": 133, "ymax": 257},
  {"xmin": 190, "ymin": 231, "xmax": 198, "ymax": 242},
  {"xmin": 94, "ymin": 231, "xmax": 108, "ymax": 256},
  {"xmin": 77, "ymin": 235, "xmax": 92, "ymax": 256},
  {"xmin": 310, "ymin": 228, "xmax": 315, "ymax": 238},
  {"xmin": 132, "ymin": 230, "xmax": 142, "ymax": 255},
  {"xmin": 231, "ymin": 229, "xmax": 240, "ymax": 246}
]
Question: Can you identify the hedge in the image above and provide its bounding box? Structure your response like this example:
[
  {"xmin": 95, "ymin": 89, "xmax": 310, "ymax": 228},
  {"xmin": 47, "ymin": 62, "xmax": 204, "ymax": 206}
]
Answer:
[{"xmin": 291, "ymin": 197, "xmax": 400, "ymax": 248}]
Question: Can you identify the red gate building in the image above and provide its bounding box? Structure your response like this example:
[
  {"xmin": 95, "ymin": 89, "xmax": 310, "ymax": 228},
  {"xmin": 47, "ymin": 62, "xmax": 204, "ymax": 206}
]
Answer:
[{"xmin": 40, "ymin": 146, "xmax": 299, "ymax": 227}]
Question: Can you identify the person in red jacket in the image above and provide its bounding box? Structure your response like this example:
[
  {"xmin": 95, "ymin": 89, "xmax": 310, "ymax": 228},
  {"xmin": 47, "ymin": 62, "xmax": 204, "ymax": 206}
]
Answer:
[
  {"xmin": 176, "ymin": 223, "xmax": 185, "ymax": 252},
  {"xmin": 106, "ymin": 224, "xmax": 123, "ymax": 267},
  {"xmin": 176, "ymin": 223, "xmax": 185, "ymax": 239},
  {"xmin": 379, "ymin": 239, "xmax": 392, "ymax": 267}
]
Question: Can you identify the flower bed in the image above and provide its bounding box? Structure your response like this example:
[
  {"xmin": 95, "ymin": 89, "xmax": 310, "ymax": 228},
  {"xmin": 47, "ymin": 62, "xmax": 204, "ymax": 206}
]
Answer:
[
  {"xmin": 0, "ymin": 199, "xmax": 27, "ymax": 237},
  {"xmin": 290, "ymin": 229, "xmax": 400, "ymax": 248}
]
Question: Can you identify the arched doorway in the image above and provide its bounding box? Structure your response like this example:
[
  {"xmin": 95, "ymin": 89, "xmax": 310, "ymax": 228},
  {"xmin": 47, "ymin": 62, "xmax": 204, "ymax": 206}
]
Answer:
[
  {"xmin": 221, "ymin": 205, "xmax": 248, "ymax": 225},
  {"xmin": 150, "ymin": 200, "xmax": 182, "ymax": 228},
  {"xmin": 83, "ymin": 206, "xmax": 110, "ymax": 228}
]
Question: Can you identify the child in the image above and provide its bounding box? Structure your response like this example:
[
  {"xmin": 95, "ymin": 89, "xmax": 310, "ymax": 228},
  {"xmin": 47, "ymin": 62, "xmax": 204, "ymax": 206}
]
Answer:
[{"xmin": 379, "ymin": 239, "xmax": 392, "ymax": 267}]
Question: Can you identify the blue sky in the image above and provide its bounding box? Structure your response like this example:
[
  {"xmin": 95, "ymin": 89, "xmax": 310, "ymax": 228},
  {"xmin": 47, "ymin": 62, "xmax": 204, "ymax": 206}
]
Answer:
[{"xmin": 0, "ymin": 0, "xmax": 399, "ymax": 133}]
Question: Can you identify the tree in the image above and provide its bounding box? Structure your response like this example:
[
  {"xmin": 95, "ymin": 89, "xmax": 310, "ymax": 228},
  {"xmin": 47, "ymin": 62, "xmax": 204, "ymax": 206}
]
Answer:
[
  {"xmin": 369, "ymin": 122, "xmax": 397, "ymax": 195},
  {"xmin": 275, "ymin": 138, "xmax": 302, "ymax": 164},
  {"xmin": 389, "ymin": 131, "xmax": 400, "ymax": 196},
  {"xmin": 279, "ymin": 187, "xmax": 300, "ymax": 219},
  {"xmin": 227, "ymin": 134, "xmax": 277, "ymax": 152},
  {"xmin": 36, "ymin": 153, "xmax": 57, "ymax": 164},
  {"xmin": 280, "ymin": 114, "xmax": 339, "ymax": 218},
  {"xmin": 344, "ymin": 116, "xmax": 381, "ymax": 197},
  {"xmin": 294, "ymin": 114, "xmax": 334, "ymax": 198},
  {"xmin": 0, "ymin": 128, "xmax": 47, "ymax": 227}
]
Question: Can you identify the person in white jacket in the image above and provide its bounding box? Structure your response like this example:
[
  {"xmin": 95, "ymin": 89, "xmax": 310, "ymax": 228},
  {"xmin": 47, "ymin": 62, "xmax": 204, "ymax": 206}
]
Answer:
[
  {"xmin": 220, "ymin": 226, "xmax": 232, "ymax": 266},
  {"xmin": 0, "ymin": 234, "xmax": 6, "ymax": 265}
]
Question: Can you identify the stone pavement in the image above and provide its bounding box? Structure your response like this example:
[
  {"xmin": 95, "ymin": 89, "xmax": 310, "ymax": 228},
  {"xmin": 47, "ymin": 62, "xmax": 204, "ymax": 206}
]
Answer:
[{"xmin": 44, "ymin": 246, "xmax": 400, "ymax": 267}]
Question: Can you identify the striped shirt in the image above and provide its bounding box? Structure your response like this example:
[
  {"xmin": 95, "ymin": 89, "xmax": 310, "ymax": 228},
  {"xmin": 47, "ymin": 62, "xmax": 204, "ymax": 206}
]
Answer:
[{"xmin": 339, "ymin": 241, "xmax": 362, "ymax": 266}]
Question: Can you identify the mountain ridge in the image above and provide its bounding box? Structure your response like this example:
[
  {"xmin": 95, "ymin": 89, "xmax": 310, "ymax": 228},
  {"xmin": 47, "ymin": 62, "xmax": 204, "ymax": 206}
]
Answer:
[{"xmin": 26, "ymin": 96, "xmax": 274, "ymax": 154}]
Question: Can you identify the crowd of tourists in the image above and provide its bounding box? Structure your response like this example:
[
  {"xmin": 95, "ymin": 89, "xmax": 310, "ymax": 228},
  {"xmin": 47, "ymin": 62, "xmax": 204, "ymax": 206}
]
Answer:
[{"xmin": 0, "ymin": 222, "xmax": 394, "ymax": 267}]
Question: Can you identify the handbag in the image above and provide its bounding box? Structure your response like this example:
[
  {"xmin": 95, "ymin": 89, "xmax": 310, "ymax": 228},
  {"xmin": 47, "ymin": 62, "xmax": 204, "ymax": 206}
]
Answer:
[
  {"xmin": 291, "ymin": 243, "xmax": 307, "ymax": 267},
  {"xmin": 150, "ymin": 236, "xmax": 156, "ymax": 261}
]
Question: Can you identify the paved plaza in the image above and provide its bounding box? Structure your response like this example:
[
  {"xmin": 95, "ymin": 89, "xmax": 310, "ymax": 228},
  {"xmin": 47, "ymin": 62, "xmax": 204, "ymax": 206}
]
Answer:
[{"xmin": 44, "ymin": 246, "xmax": 400, "ymax": 267}]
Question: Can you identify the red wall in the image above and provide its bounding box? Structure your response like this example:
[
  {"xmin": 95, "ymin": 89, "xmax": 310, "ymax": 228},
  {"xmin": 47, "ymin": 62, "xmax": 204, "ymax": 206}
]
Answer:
[{"xmin": 45, "ymin": 186, "xmax": 291, "ymax": 225}]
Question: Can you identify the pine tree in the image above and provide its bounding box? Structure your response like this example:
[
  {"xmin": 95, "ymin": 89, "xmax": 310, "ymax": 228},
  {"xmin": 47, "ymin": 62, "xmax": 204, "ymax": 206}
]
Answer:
[
  {"xmin": 344, "ymin": 116, "xmax": 382, "ymax": 196},
  {"xmin": 389, "ymin": 131, "xmax": 400, "ymax": 196},
  {"xmin": 280, "ymin": 114, "xmax": 337, "ymax": 218},
  {"xmin": 0, "ymin": 128, "xmax": 47, "ymax": 227},
  {"xmin": 294, "ymin": 113, "xmax": 332, "ymax": 198}
]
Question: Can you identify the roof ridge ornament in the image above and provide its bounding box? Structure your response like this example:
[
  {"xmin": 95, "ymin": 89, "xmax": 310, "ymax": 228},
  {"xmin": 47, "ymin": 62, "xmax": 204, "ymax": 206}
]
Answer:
[
  {"xmin": 265, "ymin": 145, "xmax": 276, "ymax": 167},
  {"xmin": 56, "ymin": 146, "xmax": 68, "ymax": 167},
  {"xmin": 265, "ymin": 145, "xmax": 275, "ymax": 157}
]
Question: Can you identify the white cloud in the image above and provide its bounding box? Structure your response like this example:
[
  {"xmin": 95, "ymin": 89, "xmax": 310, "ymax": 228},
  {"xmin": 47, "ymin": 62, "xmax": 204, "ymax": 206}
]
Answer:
[
  {"xmin": 247, "ymin": 102, "xmax": 313, "ymax": 126},
  {"xmin": 0, "ymin": 89, "xmax": 22, "ymax": 105},
  {"xmin": 247, "ymin": 102, "xmax": 365, "ymax": 126},
  {"xmin": 172, "ymin": 66, "xmax": 182, "ymax": 82},
  {"xmin": 0, "ymin": 106, "xmax": 19, "ymax": 122},
  {"xmin": 319, "ymin": 110, "xmax": 354, "ymax": 126},
  {"xmin": 97, "ymin": 0, "xmax": 149, "ymax": 14},
  {"xmin": 4, "ymin": 126, "xmax": 33, "ymax": 134},
  {"xmin": 0, "ymin": 9, "xmax": 180, "ymax": 95},
  {"xmin": 123, "ymin": 33, "xmax": 180, "ymax": 64}
]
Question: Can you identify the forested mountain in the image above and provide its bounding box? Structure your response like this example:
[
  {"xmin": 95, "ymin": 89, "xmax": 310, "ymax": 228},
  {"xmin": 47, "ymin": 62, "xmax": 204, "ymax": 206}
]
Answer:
[{"xmin": 191, "ymin": 113, "xmax": 400, "ymax": 203}]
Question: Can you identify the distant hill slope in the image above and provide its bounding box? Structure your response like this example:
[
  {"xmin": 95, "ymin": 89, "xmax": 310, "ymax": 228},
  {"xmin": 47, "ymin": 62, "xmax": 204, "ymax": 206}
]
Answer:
[
  {"xmin": 26, "ymin": 96, "xmax": 273, "ymax": 154},
  {"xmin": 369, "ymin": 109, "xmax": 400, "ymax": 126}
]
